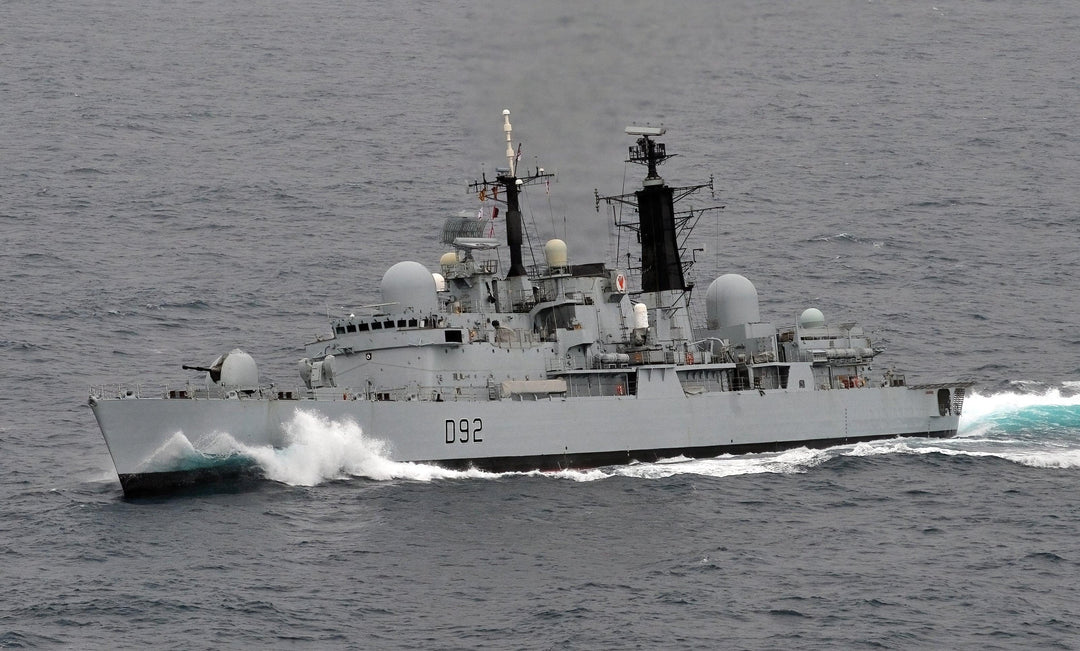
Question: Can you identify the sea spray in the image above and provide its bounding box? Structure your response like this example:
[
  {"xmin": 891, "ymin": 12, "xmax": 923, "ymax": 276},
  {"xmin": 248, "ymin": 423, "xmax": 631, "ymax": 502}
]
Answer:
[
  {"xmin": 140, "ymin": 431, "xmax": 203, "ymax": 472},
  {"xmin": 961, "ymin": 388, "xmax": 1080, "ymax": 424},
  {"xmin": 240, "ymin": 410, "xmax": 495, "ymax": 485},
  {"xmin": 844, "ymin": 386, "xmax": 1080, "ymax": 469}
]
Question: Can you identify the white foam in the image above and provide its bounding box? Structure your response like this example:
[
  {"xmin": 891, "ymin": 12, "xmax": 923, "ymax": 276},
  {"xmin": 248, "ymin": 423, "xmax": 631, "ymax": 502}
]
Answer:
[
  {"xmin": 841, "ymin": 431, "xmax": 1080, "ymax": 470},
  {"xmin": 961, "ymin": 387, "xmax": 1080, "ymax": 422},
  {"xmin": 239, "ymin": 410, "xmax": 493, "ymax": 486},
  {"xmin": 520, "ymin": 467, "xmax": 612, "ymax": 482},
  {"xmin": 846, "ymin": 439, "xmax": 966, "ymax": 458},
  {"xmin": 955, "ymin": 420, "xmax": 996, "ymax": 439},
  {"xmin": 998, "ymin": 449, "xmax": 1080, "ymax": 469},
  {"xmin": 140, "ymin": 431, "xmax": 200, "ymax": 472},
  {"xmin": 560, "ymin": 446, "xmax": 835, "ymax": 481}
]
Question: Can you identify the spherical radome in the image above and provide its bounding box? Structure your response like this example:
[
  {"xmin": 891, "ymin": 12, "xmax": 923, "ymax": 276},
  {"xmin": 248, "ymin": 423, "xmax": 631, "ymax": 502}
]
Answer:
[
  {"xmin": 705, "ymin": 274, "xmax": 760, "ymax": 329},
  {"xmin": 544, "ymin": 239, "xmax": 568, "ymax": 268},
  {"xmin": 799, "ymin": 307, "xmax": 826, "ymax": 329},
  {"xmin": 380, "ymin": 261, "xmax": 437, "ymax": 314}
]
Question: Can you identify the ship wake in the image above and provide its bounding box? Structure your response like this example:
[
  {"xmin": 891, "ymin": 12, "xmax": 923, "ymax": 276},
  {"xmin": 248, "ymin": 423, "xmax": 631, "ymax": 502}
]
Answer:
[
  {"xmin": 554, "ymin": 385, "xmax": 1080, "ymax": 480},
  {"xmin": 828, "ymin": 386, "xmax": 1080, "ymax": 471},
  {"xmin": 959, "ymin": 386, "xmax": 1080, "ymax": 437}
]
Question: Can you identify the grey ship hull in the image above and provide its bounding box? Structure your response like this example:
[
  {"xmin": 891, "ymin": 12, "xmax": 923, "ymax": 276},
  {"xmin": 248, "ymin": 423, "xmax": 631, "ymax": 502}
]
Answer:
[{"xmin": 90, "ymin": 381, "xmax": 961, "ymax": 496}]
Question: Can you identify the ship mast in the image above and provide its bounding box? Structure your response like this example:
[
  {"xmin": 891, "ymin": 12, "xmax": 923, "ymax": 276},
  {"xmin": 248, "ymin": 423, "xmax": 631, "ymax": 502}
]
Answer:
[
  {"xmin": 598, "ymin": 127, "xmax": 719, "ymax": 294},
  {"xmin": 627, "ymin": 127, "xmax": 685, "ymax": 293},
  {"xmin": 470, "ymin": 109, "xmax": 554, "ymax": 279},
  {"xmin": 500, "ymin": 110, "xmax": 527, "ymax": 277}
]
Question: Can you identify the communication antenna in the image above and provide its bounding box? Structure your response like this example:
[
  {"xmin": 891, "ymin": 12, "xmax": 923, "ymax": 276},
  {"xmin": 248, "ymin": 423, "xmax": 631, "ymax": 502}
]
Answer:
[
  {"xmin": 503, "ymin": 109, "xmax": 516, "ymax": 177},
  {"xmin": 469, "ymin": 109, "xmax": 554, "ymax": 278}
]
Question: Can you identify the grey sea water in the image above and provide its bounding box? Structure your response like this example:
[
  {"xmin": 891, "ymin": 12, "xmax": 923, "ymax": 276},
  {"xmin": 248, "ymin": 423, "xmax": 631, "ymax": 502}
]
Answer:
[{"xmin": 3, "ymin": 0, "xmax": 1080, "ymax": 648}]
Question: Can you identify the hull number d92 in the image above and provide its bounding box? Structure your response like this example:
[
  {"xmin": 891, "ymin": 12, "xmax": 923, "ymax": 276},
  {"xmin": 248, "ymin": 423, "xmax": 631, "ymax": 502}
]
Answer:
[{"xmin": 445, "ymin": 418, "xmax": 483, "ymax": 443}]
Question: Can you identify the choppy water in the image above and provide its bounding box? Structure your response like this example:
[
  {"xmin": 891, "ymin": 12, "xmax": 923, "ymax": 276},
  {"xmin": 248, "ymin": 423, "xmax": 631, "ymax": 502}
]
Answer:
[{"xmin": 3, "ymin": 0, "xmax": 1080, "ymax": 648}]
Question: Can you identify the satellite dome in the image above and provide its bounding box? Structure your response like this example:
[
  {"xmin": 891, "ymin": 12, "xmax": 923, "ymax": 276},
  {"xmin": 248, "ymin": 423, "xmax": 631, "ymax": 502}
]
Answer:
[
  {"xmin": 799, "ymin": 307, "xmax": 826, "ymax": 329},
  {"xmin": 432, "ymin": 272, "xmax": 447, "ymax": 292},
  {"xmin": 705, "ymin": 274, "xmax": 760, "ymax": 329},
  {"xmin": 544, "ymin": 239, "xmax": 568, "ymax": 268},
  {"xmin": 380, "ymin": 261, "xmax": 437, "ymax": 315},
  {"xmin": 439, "ymin": 251, "xmax": 459, "ymax": 267}
]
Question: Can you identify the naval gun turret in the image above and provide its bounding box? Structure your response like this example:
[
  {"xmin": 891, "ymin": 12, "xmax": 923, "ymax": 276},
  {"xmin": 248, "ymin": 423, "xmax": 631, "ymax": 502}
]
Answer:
[{"xmin": 182, "ymin": 348, "xmax": 260, "ymax": 393}]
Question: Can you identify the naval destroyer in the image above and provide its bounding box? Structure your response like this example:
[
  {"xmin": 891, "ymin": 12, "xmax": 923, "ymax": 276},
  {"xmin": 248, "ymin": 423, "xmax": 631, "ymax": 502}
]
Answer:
[{"xmin": 89, "ymin": 111, "xmax": 971, "ymax": 496}]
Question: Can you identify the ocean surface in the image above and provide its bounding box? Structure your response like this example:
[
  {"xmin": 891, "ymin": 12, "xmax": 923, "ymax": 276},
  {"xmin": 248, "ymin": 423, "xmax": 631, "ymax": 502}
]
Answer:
[{"xmin": 3, "ymin": 0, "xmax": 1080, "ymax": 648}]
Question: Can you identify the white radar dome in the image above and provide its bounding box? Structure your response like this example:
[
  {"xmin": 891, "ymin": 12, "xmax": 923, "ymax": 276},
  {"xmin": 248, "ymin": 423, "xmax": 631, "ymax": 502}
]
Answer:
[
  {"xmin": 439, "ymin": 251, "xmax": 459, "ymax": 267},
  {"xmin": 799, "ymin": 307, "xmax": 826, "ymax": 329},
  {"xmin": 432, "ymin": 272, "xmax": 447, "ymax": 292},
  {"xmin": 544, "ymin": 239, "xmax": 568, "ymax": 268},
  {"xmin": 380, "ymin": 261, "xmax": 437, "ymax": 315},
  {"xmin": 706, "ymin": 274, "xmax": 761, "ymax": 329}
]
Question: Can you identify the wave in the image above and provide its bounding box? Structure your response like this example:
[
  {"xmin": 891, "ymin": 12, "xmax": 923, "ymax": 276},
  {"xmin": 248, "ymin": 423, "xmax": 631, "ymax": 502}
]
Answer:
[
  {"xmin": 842, "ymin": 439, "xmax": 1080, "ymax": 470},
  {"xmin": 827, "ymin": 385, "xmax": 1080, "ymax": 470},
  {"xmin": 239, "ymin": 411, "xmax": 492, "ymax": 484},
  {"xmin": 574, "ymin": 387, "xmax": 1080, "ymax": 478},
  {"xmin": 959, "ymin": 387, "xmax": 1080, "ymax": 436},
  {"xmin": 807, "ymin": 232, "xmax": 882, "ymax": 246},
  {"xmin": 142, "ymin": 411, "xmax": 498, "ymax": 487},
  {"xmin": 587, "ymin": 447, "xmax": 834, "ymax": 481},
  {"xmin": 143, "ymin": 300, "xmax": 211, "ymax": 311}
]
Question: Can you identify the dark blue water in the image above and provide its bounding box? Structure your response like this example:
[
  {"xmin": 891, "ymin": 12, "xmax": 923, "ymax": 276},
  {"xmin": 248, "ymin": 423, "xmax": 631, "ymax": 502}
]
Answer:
[{"xmin": 4, "ymin": 0, "xmax": 1080, "ymax": 648}]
